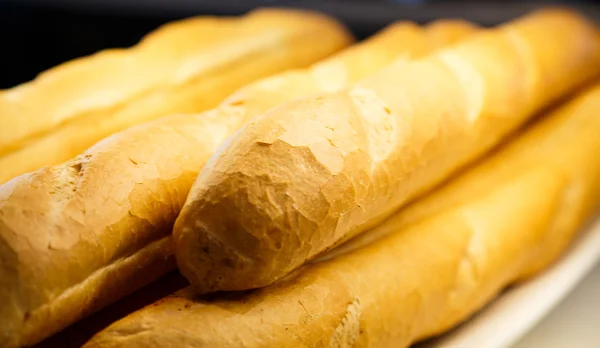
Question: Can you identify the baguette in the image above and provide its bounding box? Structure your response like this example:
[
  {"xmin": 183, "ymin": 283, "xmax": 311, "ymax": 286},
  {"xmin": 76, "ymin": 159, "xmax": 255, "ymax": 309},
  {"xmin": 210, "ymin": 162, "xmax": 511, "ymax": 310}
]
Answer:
[
  {"xmin": 84, "ymin": 82, "xmax": 600, "ymax": 348},
  {"xmin": 0, "ymin": 8, "xmax": 353, "ymax": 183},
  {"xmin": 173, "ymin": 8, "xmax": 600, "ymax": 293},
  {"xmin": 0, "ymin": 20, "xmax": 474, "ymax": 348}
]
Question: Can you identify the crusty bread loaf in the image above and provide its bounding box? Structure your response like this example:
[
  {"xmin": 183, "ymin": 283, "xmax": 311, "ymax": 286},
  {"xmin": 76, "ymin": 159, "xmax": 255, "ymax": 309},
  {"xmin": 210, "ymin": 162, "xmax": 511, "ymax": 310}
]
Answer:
[
  {"xmin": 0, "ymin": 8, "xmax": 353, "ymax": 183},
  {"xmin": 83, "ymin": 82, "xmax": 600, "ymax": 348},
  {"xmin": 173, "ymin": 8, "xmax": 600, "ymax": 293},
  {"xmin": 0, "ymin": 20, "xmax": 474, "ymax": 348}
]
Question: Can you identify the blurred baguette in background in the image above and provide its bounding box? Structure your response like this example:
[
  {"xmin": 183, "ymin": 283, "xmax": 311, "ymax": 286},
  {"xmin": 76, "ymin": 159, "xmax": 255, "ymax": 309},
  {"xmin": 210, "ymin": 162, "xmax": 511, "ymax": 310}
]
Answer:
[{"xmin": 0, "ymin": 8, "xmax": 353, "ymax": 183}]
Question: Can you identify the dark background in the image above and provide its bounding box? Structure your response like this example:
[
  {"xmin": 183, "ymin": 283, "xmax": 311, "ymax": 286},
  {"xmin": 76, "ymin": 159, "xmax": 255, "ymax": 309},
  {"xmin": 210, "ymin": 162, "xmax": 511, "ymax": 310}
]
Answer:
[{"xmin": 0, "ymin": 0, "xmax": 598, "ymax": 88}]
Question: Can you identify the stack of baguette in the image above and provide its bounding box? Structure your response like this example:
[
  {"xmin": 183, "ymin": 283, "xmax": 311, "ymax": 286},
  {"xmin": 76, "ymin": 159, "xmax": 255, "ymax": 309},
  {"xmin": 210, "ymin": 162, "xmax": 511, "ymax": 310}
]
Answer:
[{"xmin": 0, "ymin": 5, "xmax": 599, "ymax": 348}]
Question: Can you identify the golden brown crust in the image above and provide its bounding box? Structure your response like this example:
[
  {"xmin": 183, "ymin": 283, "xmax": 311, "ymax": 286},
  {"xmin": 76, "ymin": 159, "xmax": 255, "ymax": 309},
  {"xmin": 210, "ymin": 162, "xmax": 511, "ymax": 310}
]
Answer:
[
  {"xmin": 173, "ymin": 8, "xmax": 600, "ymax": 293},
  {"xmin": 0, "ymin": 18, "xmax": 473, "ymax": 347},
  {"xmin": 0, "ymin": 10, "xmax": 353, "ymax": 347},
  {"xmin": 0, "ymin": 8, "xmax": 353, "ymax": 183},
  {"xmin": 85, "ymin": 82, "xmax": 600, "ymax": 348},
  {"xmin": 424, "ymin": 18, "xmax": 481, "ymax": 48}
]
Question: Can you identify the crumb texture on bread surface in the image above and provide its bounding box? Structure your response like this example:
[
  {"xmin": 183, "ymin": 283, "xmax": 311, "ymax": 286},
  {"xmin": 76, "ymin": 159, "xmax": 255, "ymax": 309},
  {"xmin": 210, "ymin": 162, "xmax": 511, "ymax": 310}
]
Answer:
[{"xmin": 173, "ymin": 8, "xmax": 600, "ymax": 293}]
